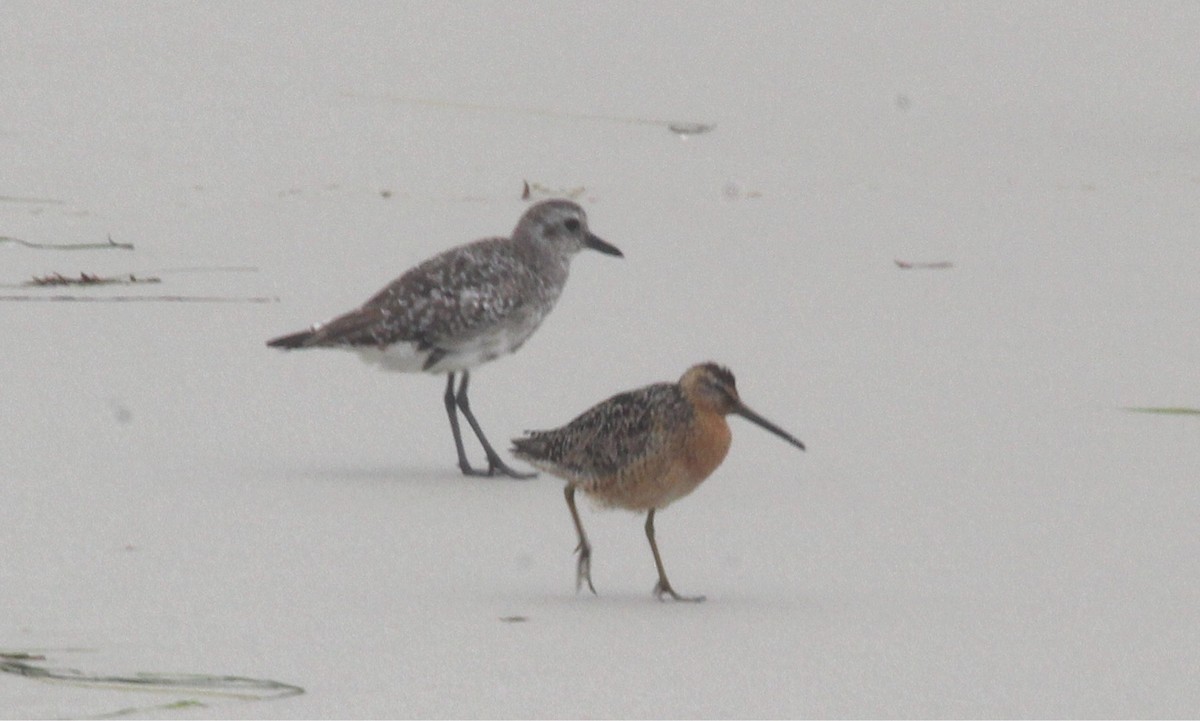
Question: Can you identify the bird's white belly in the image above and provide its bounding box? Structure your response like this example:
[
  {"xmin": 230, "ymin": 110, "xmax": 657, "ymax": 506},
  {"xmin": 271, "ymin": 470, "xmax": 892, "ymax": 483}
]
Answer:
[
  {"xmin": 352, "ymin": 342, "xmax": 428, "ymax": 373},
  {"xmin": 352, "ymin": 325, "xmax": 530, "ymax": 374}
]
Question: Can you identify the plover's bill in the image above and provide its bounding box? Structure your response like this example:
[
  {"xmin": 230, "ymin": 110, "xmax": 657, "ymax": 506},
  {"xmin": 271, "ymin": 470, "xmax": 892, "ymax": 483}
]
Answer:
[
  {"xmin": 512, "ymin": 363, "xmax": 805, "ymax": 600},
  {"xmin": 268, "ymin": 199, "xmax": 623, "ymax": 478}
]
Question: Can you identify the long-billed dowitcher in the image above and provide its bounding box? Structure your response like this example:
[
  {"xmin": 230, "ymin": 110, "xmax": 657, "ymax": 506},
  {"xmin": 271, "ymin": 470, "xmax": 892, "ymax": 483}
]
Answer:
[
  {"xmin": 267, "ymin": 200, "xmax": 622, "ymax": 478},
  {"xmin": 512, "ymin": 362, "xmax": 805, "ymax": 601}
]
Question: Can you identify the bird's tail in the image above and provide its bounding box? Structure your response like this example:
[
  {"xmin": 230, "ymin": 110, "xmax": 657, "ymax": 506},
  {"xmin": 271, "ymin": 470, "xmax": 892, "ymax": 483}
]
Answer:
[
  {"xmin": 510, "ymin": 434, "xmax": 547, "ymax": 460},
  {"xmin": 266, "ymin": 329, "xmax": 316, "ymax": 349}
]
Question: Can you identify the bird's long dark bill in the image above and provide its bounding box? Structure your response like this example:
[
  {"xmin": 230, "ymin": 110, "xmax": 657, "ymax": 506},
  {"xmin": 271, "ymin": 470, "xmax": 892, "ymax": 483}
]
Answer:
[
  {"xmin": 585, "ymin": 233, "xmax": 623, "ymax": 257},
  {"xmin": 735, "ymin": 404, "xmax": 806, "ymax": 451}
]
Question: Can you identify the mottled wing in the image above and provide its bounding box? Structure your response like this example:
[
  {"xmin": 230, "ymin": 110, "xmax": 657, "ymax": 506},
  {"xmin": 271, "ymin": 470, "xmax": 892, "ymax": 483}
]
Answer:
[
  {"xmin": 512, "ymin": 384, "xmax": 689, "ymax": 480},
  {"xmin": 361, "ymin": 237, "xmax": 533, "ymax": 350},
  {"xmin": 287, "ymin": 305, "xmax": 388, "ymax": 347},
  {"xmin": 295, "ymin": 237, "xmax": 530, "ymax": 350}
]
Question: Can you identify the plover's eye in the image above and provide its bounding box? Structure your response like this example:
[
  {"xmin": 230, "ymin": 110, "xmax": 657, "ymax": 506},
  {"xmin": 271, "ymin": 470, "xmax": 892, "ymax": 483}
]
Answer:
[{"xmin": 564, "ymin": 218, "xmax": 581, "ymax": 232}]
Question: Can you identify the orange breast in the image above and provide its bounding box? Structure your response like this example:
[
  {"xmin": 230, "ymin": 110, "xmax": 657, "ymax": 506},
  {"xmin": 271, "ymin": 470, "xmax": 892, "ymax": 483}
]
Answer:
[
  {"xmin": 582, "ymin": 411, "xmax": 732, "ymax": 512},
  {"xmin": 682, "ymin": 410, "xmax": 732, "ymax": 485},
  {"xmin": 647, "ymin": 410, "xmax": 733, "ymax": 509}
]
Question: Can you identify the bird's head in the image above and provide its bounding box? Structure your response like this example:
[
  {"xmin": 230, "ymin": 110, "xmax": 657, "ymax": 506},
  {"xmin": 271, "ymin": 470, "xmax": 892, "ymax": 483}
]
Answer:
[
  {"xmin": 679, "ymin": 362, "xmax": 806, "ymax": 451},
  {"xmin": 515, "ymin": 200, "xmax": 623, "ymax": 259}
]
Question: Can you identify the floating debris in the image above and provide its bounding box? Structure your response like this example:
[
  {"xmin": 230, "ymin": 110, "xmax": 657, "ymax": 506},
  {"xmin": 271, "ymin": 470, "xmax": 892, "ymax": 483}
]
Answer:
[{"xmin": 499, "ymin": 616, "xmax": 529, "ymax": 623}]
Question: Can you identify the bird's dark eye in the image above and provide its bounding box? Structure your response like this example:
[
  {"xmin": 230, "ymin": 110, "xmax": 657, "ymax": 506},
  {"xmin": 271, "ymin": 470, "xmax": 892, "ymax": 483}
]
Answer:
[{"xmin": 564, "ymin": 218, "xmax": 581, "ymax": 232}]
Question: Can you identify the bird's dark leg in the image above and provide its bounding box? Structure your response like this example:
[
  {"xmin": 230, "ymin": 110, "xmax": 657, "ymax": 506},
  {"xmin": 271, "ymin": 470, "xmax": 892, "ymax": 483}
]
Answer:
[
  {"xmin": 646, "ymin": 509, "xmax": 705, "ymax": 603},
  {"xmin": 565, "ymin": 485, "xmax": 597, "ymax": 595},
  {"xmin": 453, "ymin": 370, "xmax": 536, "ymax": 479},
  {"xmin": 443, "ymin": 373, "xmax": 479, "ymax": 475}
]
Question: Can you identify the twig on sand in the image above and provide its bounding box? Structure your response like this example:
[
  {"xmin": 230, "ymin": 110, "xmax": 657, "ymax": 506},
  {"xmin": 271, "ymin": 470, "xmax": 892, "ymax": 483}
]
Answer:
[
  {"xmin": 0, "ymin": 234, "xmax": 134, "ymax": 251},
  {"xmin": 0, "ymin": 294, "xmax": 278, "ymax": 303},
  {"xmin": 26, "ymin": 272, "xmax": 161, "ymax": 287},
  {"xmin": 521, "ymin": 181, "xmax": 585, "ymax": 201},
  {"xmin": 0, "ymin": 653, "xmax": 303, "ymax": 701},
  {"xmin": 895, "ymin": 259, "xmax": 954, "ymax": 270},
  {"xmin": 1122, "ymin": 406, "xmax": 1200, "ymax": 416}
]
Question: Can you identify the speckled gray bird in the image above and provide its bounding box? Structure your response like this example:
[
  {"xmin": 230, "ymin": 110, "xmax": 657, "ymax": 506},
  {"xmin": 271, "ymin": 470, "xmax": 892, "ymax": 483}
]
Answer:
[
  {"xmin": 267, "ymin": 200, "xmax": 623, "ymax": 478},
  {"xmin": 512, "ymin": 363, "xmax": 806, "ymax": 601}
]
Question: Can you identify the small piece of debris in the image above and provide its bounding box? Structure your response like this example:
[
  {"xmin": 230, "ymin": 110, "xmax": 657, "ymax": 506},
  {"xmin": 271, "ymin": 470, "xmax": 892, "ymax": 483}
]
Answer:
[
  {"xmin": 722, "ymin": 183, "xmax": 762, "ymax": 200},
  {"xmin": 521, "ymin": 182, "xmax": 585, "ymax": 200},
  {"xmin": 1122, "ymin": 407, "xmax": 1200, "ymax": 416},
  {"xmin": 894, "ymin": 259, "xmax": 954, "ymax": 270},
  {"xmin": 0, "ymin": 653, "xmax": 46, "ymax": 662},
  {"xmin": 499, "ymin": 616, "xmax": 529, "ymax": 623},
  {"xmin": 0, "ymin": 234, "xmax": 133, "ymax": 251},
  {"xmin": 0, "ymin": 294, "xmax": 278, "ymax": 303},
  {"xmin": 668, "ymin": 122, "xmax": 715, "ymax": 136},
  {"xmin": 109, "ymin": 399, "xmax": 133, "ymax": 424},
  {"xmin": 27, "ymin": 272, "xmax": 161, "ymax": 287},
  {"xmin": 0, "ymin": 655, "xmax": 304, "ymax": 699}
]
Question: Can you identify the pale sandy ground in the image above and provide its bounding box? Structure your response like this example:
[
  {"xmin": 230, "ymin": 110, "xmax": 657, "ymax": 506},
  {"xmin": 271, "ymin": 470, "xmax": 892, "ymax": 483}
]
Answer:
[{"xmin": 2, "ymin": 2, "xmax": 1199, "ymax": 718}]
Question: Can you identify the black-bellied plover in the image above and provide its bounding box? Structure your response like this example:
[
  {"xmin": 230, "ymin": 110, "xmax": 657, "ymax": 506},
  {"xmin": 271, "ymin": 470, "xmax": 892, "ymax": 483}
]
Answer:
[
  {"xmin": 268, "ymin": 200, "xmax": 622, "ymax": 478},
  {"xmin": 512, "ymin": 363, "xmax": 805, "ymax": 600}
]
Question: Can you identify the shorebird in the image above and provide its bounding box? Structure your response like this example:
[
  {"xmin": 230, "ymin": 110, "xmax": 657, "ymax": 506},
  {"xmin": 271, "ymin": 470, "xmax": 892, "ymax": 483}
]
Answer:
[
  {"xmin": 512, "ymin": 362, "xmax": 806, "ymax": 601},
  {"xmin": 267, "ymin": 200, "xmax": 622, "ymax": 478}
]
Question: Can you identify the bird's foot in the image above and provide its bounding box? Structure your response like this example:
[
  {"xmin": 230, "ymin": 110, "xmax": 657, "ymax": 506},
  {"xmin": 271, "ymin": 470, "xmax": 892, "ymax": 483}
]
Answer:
[
  {"xmin": 487, "ymin": 456, "xmax": 537, "ymax": 479},
  {"xmin": 575, "ymin": 542, "xmax": 597, "ymax": 595},
  {"xmin": 459, "ymin": 457, "xmax": 536, "ymax": 480},
  {"xmin": 653, "ymin": 579, "xmax": 705, "ymax": 603}
]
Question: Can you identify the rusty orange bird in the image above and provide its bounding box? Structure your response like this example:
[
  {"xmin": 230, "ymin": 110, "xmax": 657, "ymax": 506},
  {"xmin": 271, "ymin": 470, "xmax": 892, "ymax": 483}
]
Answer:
[{"xmin": 512, "ymin": 362, "xmax": 806, "ymax": 601}]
